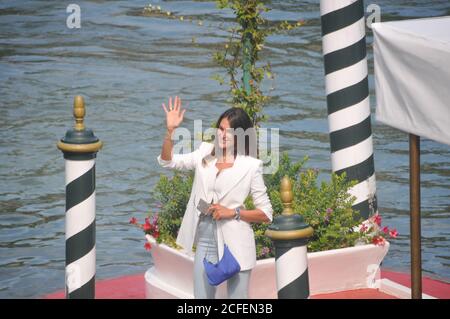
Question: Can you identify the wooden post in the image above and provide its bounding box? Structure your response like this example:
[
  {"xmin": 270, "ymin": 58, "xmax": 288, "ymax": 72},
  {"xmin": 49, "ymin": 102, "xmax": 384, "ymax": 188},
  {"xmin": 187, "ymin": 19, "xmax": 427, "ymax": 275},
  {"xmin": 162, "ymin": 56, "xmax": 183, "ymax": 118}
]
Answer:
[
  {"xmin": 319, "ymin": 0, "xmax": 377, "ymax": 220},
  {"xmin": 57, "ymin": 96, "xmax": 102, "ymax": 298},
  {"xmin": 266, "ymin": 176, "xmax": 314, "ymax": 299},
  {"xmin": 409, "ymin": 133, "xmax": 422, "ymax": 299}
]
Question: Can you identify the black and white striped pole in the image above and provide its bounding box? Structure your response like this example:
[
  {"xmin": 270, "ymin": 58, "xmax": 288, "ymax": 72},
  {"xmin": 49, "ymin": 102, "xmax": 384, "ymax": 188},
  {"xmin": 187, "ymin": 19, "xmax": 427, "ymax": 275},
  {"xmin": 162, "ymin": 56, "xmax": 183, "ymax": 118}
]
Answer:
[
  {"xmin": 320, "ymin": 0, "xmax": 377, "ymax": 219},
  {"xmin": 266, "ymin": 176, "xmax": 313, "ymax": 299},
  {"xmin": 57, "ymin": 96, "xmax": 102, "ymax": 299}
]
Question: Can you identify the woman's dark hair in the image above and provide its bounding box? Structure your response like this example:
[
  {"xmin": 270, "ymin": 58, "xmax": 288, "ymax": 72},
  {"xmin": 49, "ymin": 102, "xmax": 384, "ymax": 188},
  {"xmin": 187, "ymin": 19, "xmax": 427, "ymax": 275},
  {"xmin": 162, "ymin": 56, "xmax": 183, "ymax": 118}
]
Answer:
[{"xmin": 203, "ymin": 107, "xmax": 257, "ymax": 165}]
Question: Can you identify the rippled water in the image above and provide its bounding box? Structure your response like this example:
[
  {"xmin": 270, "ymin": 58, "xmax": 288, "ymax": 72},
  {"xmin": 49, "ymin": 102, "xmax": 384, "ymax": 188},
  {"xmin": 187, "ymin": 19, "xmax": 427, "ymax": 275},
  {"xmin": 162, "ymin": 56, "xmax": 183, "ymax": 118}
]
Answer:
[{"xmin": 0, "ymin": 0, "xmax": 449, "ymax": 298}]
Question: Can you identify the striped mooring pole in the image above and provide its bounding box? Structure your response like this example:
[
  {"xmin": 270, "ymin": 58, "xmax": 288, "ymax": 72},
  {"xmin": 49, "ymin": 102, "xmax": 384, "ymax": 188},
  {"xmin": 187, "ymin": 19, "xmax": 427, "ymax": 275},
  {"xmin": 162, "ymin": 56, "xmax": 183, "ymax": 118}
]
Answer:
[
  {"xmin": 57, "ymin": 96, "xmax": 102, "ymax": 298},
  {"xmin": 320, "ymin": 0, "xmax": 377, "ymax": 219},
  {"xmin": 266, "ymin": 176, "xmax": 314, "ymax": 299}
]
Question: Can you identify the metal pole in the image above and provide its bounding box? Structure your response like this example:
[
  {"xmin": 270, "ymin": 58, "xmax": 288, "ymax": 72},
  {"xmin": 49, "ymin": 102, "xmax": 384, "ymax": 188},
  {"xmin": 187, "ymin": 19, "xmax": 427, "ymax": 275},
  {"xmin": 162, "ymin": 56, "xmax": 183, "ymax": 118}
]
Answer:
[
  {"xmin": 319, "ymin": 0, "xmax": 377, "ymax": 219},
  {"xmin": 266, "ymin": 176, "xmax": 314, "ymax": 299},
  {"xmin": 57, "ymin": 96, "xmax": 102, "ymax": 298},
  {"xmin": 409, "ymin": 133, "xmax": 422, "ymax": 299}
]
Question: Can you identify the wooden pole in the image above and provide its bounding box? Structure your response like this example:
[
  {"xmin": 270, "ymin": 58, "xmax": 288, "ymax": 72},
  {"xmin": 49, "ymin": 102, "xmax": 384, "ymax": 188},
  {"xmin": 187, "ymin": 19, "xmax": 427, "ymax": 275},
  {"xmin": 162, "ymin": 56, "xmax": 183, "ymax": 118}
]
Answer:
[
  {"xmin": 409, "ymin": 133, "xmax": 422, "ymax": 299},
  {"xmin": 266, "ymin": 176, "xmax": 314, "ymax": 299},
  {"xmin": 57, "ymin": 96, "xmax": 102, "ymax": 298},
  {"xmin": 319, "ymin": 0, "xmax": 377, "ymax": 220}
]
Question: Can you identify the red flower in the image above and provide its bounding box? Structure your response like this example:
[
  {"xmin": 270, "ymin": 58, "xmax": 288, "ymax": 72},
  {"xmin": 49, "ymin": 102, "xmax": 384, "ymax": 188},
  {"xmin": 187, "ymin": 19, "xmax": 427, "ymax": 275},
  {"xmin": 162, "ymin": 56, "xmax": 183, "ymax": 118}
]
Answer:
[
  {"xmin": 372, "ymin": 236, "xmax": 386, "ymax": 246},
  {"xmin": 129, "ymin": 213, "xmax": 160, "ymax": 251},
  {"xmin": 389, "ymin": 229, "xmax": 398, "ymax": 238},
  {"xmin": 382, "ymin": 226, "xmax": 389, "ymax": 234},
  {"xmin": 372, "ymin": 213, "xmax": 382, "ymax": 226},
  {"xmin": 143, "ymin": 222, "xmax": 151, "ymax": 231}
]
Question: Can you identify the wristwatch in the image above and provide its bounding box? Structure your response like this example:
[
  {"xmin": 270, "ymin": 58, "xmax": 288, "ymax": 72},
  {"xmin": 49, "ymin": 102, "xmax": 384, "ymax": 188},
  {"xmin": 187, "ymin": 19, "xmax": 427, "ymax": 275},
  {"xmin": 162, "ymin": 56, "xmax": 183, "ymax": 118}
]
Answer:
[{"xmin": 234, "ymin": 207, "xmax": 241, "ymax": 221}]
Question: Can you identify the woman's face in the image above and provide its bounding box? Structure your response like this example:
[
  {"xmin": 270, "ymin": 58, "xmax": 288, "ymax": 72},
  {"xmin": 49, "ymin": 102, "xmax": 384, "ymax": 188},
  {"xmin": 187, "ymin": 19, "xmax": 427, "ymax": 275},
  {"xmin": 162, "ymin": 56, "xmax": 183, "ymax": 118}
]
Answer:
[{"xmin": 217, "ymin": 117, "xmax": 234, "ymax": 149}]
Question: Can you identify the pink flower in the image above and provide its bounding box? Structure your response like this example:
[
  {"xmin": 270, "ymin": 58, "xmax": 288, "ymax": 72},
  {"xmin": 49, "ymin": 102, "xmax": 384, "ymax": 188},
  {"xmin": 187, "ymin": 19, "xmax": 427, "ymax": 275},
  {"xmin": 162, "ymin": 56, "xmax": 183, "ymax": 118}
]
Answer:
[
  {"xmin": 389, "ymin": 229, "xmax": 398, "ymax": 238},
  {"xmin": 382, "ymin": 226, "xmax": 389, "ymax": 234},
  {"xmin": 144, "ymin": 242, "xmax": 152, "ymax": 251},
  {"xmin": 360, "ymin": 224, "xmax": 368, "ymax": 233},
  {"xmin": 129, "ymin": 217, "xmax": 137, "ymax": 225}
]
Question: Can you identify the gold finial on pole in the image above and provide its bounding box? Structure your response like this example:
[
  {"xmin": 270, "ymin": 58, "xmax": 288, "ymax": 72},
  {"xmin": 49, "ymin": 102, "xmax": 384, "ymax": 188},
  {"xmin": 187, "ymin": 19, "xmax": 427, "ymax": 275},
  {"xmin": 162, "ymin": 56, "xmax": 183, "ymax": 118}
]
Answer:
[
  {"xmin": 280, "ymin": 175, "xmax": 294, "ymax": 216},
  {"xmin": 57, "ymin": 95, "xmax": 102, "ymax": 154},
  {"xmin": 73, "ymin": 95, "xmax": 85, "ymax": 131}
]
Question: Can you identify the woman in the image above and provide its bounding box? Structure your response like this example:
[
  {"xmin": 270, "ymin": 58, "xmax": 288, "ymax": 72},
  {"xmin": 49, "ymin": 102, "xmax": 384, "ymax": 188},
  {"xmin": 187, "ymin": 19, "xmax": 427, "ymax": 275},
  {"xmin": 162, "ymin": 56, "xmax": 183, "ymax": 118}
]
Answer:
[{"xmin": 157, "ymin": 96, "xmax": 273, "ymax": 299}]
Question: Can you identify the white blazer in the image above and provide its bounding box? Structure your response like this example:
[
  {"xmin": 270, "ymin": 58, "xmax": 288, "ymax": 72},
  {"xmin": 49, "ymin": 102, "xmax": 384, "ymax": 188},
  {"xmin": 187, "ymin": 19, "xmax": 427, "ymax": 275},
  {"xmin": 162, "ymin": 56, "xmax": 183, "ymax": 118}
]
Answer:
[{"xmin": 157, "ymin": 141, "xmax": 273, "ymax": 271}]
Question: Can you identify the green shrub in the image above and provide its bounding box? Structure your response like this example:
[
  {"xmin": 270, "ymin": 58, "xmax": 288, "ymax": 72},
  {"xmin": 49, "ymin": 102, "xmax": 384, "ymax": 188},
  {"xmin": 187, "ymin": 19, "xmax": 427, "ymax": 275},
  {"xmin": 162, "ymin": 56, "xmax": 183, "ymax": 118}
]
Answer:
[
  {"xmin": 152, "ymin": 171, "xmax": 194, "ymax": 248},
  {"xmin": 291, "ymin": 169, "xmax": 362, "ymax": 252}
]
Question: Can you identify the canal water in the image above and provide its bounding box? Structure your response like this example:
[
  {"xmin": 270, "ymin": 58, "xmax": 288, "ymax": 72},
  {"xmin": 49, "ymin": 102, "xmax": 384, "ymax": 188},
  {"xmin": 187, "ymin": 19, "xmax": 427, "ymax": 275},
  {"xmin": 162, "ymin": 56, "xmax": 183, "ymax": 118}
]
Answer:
[{"xmin": 0, "ymin": 0, "xmax": 449, "ymax": 298}]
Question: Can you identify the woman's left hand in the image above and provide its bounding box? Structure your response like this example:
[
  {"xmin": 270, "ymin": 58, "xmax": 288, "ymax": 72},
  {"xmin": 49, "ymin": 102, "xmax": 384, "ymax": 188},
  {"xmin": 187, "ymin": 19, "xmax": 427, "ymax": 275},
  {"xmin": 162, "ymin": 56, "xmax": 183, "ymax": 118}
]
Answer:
[{"xmin": 208, "ymin": 203, "xmax": 235, "ymax": 220}]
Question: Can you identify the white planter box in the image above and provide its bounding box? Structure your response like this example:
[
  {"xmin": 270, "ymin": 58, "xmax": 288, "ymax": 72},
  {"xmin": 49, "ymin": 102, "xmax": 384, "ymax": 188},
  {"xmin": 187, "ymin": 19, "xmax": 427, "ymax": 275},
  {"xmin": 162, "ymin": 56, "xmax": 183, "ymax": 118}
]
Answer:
[{"xmin": 144, "ymin": 235, "xmax": 389, "ymax": 299}]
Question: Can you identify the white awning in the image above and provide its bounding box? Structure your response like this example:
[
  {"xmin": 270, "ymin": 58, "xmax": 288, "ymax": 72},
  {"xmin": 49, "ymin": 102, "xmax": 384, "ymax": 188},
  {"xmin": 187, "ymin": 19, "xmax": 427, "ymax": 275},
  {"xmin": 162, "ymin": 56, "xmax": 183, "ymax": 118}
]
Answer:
[{"xmin": 372, "ymin": 16, "xmax": 450, "ymax": 146}]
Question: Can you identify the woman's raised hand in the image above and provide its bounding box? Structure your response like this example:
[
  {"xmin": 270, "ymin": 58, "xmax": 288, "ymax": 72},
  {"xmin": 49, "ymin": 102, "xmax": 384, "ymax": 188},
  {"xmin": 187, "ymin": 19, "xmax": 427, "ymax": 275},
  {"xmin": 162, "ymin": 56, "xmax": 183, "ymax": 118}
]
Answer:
[{"xmin": 162, "ymin": 96, "xmax": 186, "ymax": 131}]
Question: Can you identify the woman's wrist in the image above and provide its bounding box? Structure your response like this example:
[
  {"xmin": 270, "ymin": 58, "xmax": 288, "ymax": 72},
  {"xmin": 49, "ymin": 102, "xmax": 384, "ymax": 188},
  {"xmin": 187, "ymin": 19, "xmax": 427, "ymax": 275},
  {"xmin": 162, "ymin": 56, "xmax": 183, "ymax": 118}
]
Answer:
[
  {"xmin": 229, "ymin": 208, "xmax": 237, "ymax": 219},
  {"xmin": 165, "ymin": 128, "xmax": 175, "ymax": 139}
]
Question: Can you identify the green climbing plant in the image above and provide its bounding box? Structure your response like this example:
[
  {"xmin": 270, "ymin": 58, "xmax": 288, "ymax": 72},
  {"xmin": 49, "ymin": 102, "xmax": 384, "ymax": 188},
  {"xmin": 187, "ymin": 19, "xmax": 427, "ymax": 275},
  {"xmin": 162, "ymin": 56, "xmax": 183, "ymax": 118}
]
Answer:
[
  {"xmin": 139, "ymin": 1, "xmax": 304, "ymax": 129},
  {"xmin": 212, "ymin": 0, "xmax": 304, "ymax": 129}
]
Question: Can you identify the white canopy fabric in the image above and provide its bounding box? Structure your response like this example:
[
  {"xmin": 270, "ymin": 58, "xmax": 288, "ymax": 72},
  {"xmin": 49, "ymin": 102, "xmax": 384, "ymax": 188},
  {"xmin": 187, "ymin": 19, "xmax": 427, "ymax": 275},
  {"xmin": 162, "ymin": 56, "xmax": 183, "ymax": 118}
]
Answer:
[{"xmin": 372, "ymin": 16, "xmax": 450, "ymax": 146}]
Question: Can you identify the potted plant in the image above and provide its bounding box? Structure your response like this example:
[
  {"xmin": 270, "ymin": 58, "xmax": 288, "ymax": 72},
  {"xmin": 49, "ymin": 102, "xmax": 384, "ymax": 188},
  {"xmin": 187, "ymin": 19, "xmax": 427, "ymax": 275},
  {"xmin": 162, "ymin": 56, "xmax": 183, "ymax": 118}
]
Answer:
[
  {"xmin": 130, "ymin": 152, "xmax": 397, "ymax": 298},
  {"xmin": 131, "ymin": 0, "xmax": 397, "ymax": 298}
]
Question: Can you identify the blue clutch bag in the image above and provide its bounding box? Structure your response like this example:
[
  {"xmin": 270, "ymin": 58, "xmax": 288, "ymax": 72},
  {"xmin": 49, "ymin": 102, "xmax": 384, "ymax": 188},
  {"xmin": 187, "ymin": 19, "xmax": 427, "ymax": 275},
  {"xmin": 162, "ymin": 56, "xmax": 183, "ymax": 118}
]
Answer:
[{"xmin": 203, "ymin": 244, "xmax": 241, "ymax": 286}]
